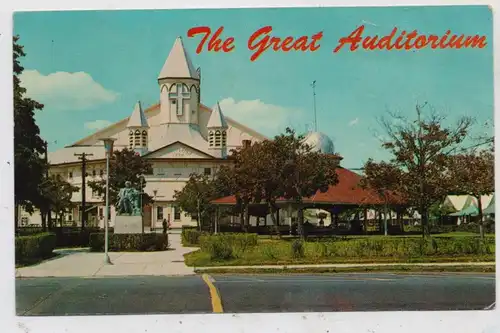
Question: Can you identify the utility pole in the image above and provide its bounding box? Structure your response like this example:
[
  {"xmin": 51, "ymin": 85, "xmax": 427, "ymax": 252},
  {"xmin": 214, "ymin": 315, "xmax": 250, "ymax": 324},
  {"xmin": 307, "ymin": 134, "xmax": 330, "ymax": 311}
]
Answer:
[
  {"xmin": 311, "ymin": 80, "xmax": 317, "ymax": 132},
  {"xmin": 44, "ymin": 141, "xmax": 51, "ymax": 230},
  {"xmin": 74, "ymin": 152, "xmax": 93, "ymax": 230}
]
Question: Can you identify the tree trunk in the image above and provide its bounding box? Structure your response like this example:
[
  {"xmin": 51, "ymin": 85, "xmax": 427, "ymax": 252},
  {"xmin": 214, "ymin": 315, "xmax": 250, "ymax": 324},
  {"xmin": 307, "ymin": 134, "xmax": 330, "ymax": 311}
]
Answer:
[
  {"xmin": 245, "ymin": 204, "xmax": 250, "ymax": 232},
  {"xmin": 239, "ymin": 209, "xmax": 245, "ymax": 232},
  {"xmin": 15, "ymin": 202, "xmax": 19, "ymax": 230},
  {"xmin": 197, "ymin": 198, "xmax": 201, "ymax": 232},
  {"xmin": 421, "ymin": 208, "xmax": 430, "ymax": 238},
  {"xmin": 267, "ymin": 202, "xmax": 281, "ymax": 238},
  {"xmin": 41, "ymin": 210, "xmax": 47, "ymax": 232},
  {"xmin": 476, "ymin": 195, "xmax": 484, "ymax": 240},
  {"xmin": 297, "ymin": 207, "xmax": 305, "ymax": 240}
]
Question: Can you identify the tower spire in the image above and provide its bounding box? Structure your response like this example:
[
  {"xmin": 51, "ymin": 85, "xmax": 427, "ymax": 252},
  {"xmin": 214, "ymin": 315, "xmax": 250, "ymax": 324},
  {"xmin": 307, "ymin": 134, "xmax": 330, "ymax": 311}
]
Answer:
[{"xmin": 311, "ymin": 80, "xmax": 317, "ymax": 132}]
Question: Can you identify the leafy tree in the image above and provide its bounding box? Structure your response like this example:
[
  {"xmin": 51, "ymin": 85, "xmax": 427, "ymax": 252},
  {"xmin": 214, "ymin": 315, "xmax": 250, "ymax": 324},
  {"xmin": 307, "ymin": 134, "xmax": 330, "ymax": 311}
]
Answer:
[
  {"xmin": 88, "ymin": 148, "xmax": 153, "ymax": 208},
  {"xmin": 174, "ymin": 173, "xmax": 217, "ymax": 230},
  {"xmin": 39, "ymin": 175, "xmax": 79, "ymax": 227},
  {"xmin": 373, "ymin": 103, "xmax": 488, "ymax": 237},
  {"xmin": 446, "ymin": 149, "xmax": 494, "ymax": 239},
  {"xmin": 13, "ymin": 35, "xmax": 46, "ymax": 227},
  {"xmin": 275, "ymin": 128, "xmax": 339, "ymax": 239},
  {"xmin": 360, "ymin": 159, "xmax": 405, "ymax": 235}
]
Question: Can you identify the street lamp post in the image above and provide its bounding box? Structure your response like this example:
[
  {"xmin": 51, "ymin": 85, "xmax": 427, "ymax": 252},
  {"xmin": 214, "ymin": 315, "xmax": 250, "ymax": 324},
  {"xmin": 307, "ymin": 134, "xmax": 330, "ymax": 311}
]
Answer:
[{"xmin": 100, "ymin": 138, "xmax": 116, "ymax": 265}]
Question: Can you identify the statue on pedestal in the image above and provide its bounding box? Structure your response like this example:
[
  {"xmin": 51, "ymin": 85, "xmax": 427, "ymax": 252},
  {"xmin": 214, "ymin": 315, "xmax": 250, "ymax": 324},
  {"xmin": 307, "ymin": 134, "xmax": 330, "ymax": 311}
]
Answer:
[{"xmin": 116, "ymin": 181, "xmax": 141, "ymax": 216}]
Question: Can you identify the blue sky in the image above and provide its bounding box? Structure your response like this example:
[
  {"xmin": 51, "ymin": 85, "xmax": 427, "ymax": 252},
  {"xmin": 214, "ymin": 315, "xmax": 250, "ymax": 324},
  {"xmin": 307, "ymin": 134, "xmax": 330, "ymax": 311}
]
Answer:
[{"xmin": 13, "ymin": 6, "xmax": 493, "ymax": 168}]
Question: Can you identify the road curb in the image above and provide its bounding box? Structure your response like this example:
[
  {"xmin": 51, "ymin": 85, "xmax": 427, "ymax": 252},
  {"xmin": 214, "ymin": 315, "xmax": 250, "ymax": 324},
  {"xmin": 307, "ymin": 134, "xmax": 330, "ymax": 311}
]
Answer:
[
  {"xmin": 194, "ymin": 262, "xmax": 496, "ymax": 270},
  {"xmin": 194, "ymin": 262, "xmax": 496, "ymax": 274}
]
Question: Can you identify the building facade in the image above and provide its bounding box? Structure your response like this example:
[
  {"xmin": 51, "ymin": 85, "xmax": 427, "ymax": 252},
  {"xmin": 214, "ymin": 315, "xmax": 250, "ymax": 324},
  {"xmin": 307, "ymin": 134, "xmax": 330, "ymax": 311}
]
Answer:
[{"xmin": 19, "ymin": 37, "xmax": 267, "ymax": 229}]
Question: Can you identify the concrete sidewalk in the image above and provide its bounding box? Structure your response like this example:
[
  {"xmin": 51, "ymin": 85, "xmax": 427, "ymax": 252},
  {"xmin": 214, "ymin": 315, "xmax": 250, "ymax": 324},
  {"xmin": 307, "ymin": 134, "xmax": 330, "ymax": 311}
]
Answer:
[
  {"xmin": 16, "ymin": 233, "xmax": 199, "ymax": 278},
  {"xmin": 194, "ymin": 262, "xmax": 496, "ymax": 271}
]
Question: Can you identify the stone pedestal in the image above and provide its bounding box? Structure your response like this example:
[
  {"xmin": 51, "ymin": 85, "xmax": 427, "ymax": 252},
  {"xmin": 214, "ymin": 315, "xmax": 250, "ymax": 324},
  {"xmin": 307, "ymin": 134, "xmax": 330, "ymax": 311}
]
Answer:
[{"xmin": 114, "ymin": 215, "xmax": 143, "ymax": 234}]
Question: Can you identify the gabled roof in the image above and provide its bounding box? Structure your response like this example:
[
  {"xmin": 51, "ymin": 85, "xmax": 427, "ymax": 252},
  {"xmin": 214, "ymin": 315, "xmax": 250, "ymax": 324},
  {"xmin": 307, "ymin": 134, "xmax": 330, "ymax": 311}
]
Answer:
[
  {"xmin": 127, "ymin": 101, "xmax": 149, "ymax": 128},
  {"xmin": 143, "ymin": 140, "xmax": 215, "ymax": 159},
  {"xmin": 158, "ymin": 37, "xmax": 200, "ymax": 80},
  {"xmin": 207, "ymin": 102, "xmax": 228, "ymax": 129}
]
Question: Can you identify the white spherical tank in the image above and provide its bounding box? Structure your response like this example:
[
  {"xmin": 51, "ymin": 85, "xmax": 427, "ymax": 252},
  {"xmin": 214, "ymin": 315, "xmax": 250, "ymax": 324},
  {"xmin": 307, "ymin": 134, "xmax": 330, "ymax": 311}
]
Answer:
[{"xmin": 302, "ymin": 131, "xmax": 335, "ymax": 154}]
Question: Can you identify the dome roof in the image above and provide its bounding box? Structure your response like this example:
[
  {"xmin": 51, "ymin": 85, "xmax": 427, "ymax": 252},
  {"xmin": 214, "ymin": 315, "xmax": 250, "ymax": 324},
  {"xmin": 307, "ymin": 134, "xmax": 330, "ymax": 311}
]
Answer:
[{"xmin": 303, "ymin": 131, "xmax": 335, "ymax": 154}]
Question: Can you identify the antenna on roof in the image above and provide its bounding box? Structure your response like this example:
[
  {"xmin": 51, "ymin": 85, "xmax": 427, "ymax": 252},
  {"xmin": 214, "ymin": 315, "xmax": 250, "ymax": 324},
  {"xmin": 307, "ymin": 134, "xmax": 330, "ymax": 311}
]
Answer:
[{"xmin": 311, "ymin": 80, "xmax": 317, "ymax": 132}]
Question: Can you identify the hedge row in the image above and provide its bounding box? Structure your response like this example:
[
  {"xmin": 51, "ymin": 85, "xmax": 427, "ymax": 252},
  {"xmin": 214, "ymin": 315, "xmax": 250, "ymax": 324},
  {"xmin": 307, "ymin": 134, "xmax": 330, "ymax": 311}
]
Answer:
[
  {"xmin": 197, "ymin": 234, "xmax": 493, "ymax": 261},
  {"xmin": 89, "ymin": 233, "xmax": 169, "ymax": 252},
  {"xmin": 15, "ymin": 233, "xmax": 56, "ymax": 264},
  {"xmin": 404, "ymin": 222, "xmax": 495, "ymax": 234},
  {"xmin": 16, "ymin": 227, "xmax": 110, "ymax": 248}
]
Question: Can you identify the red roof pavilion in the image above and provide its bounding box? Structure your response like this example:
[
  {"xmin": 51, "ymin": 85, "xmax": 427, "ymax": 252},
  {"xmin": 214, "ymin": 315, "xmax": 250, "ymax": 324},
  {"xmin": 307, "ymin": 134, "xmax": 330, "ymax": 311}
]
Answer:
[{"xmin": 210, "ymin": 167, "xmax": 405, "ymax": 206}]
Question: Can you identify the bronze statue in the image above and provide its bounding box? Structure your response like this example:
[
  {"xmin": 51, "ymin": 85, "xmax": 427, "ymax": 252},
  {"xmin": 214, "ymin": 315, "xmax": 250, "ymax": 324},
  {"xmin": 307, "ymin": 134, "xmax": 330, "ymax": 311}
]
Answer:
[{"xmin": 116, "ymin": 181, "xmax": 141, "ymax": 215}]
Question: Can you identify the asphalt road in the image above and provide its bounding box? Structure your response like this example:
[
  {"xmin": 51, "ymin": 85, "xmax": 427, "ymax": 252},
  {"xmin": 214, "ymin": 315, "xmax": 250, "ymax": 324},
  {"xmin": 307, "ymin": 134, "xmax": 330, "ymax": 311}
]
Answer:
[{"xmin": 16, "ymin": 273, "xmax": 496, "ymax": 315}]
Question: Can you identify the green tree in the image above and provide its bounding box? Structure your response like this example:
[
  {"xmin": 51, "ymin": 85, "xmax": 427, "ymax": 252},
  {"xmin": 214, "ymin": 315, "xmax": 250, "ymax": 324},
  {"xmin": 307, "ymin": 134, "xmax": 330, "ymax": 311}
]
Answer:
[
  {"xmin": 14, "ymin": 35, "xmax": 47, "ymax": 228},
  {"xmin": 446, "ymin": 150, "xmax": 494, "ymax": 239},
  {"xmin": 88, "ymin": 148, "xmax": 153, "ymax": 208},
  {"xmin": 174, "ymin": 173, "xmax": 217, "ymax": 230},
  {"xmin": 39, "ymin": 175, "xmax": 79, "ymax": 227},
  {"xmin": 279, "ymin": 128, "xmax": 339, "ymax": 239},
  {"xmin": 360, "ymin": 159, "xmax": 405, "ymax": 235},
  {"xmin": 375, "ymin": 103, "xmax": 489, "ymax": 237}
]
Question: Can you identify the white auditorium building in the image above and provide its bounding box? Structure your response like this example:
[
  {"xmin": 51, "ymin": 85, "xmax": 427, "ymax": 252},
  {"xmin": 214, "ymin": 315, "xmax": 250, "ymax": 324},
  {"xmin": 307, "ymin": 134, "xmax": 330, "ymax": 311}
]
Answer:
[{"xmin": 18, "ymin": 37, "xmax": 336, "ymax": 229}]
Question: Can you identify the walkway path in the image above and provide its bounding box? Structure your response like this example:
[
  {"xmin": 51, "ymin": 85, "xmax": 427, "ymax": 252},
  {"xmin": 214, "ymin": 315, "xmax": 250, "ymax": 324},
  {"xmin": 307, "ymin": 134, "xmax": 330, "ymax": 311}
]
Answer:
[{"xmin": 16, "ymin": 233, "xmax": 199, "ymax": 278}]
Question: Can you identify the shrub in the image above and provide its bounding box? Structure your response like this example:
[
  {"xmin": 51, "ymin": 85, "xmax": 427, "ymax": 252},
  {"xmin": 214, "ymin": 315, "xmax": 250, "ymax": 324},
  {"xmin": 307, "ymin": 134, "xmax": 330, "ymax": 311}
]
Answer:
[
  {"xmin": 290, "ymin": 239, "xmax": 305, "ymax": 259},
  {"xmin": 199, "ymin": 233, "xmax": 258, "ymax": 260},
  {"xmin": 259, "ymin": 244, "xmax": 281, "ymax": 260},
  {"xmin": 89, "ymin": 233, "xmax": 169, "ymax": 252},
  {"xmin": 199, "ymin": 235, "xmax": 233, "ymax": 260},
  {"xmin": 308, "ymin": 241, "xmax": 328, "ymax": 259},
  {"xmin": 15, "ymin": 233, "xmax": 57, "ymax": 263},
  {"xmin": 181, "ymin": 228, "xmax": 208, "ymax": 246}
]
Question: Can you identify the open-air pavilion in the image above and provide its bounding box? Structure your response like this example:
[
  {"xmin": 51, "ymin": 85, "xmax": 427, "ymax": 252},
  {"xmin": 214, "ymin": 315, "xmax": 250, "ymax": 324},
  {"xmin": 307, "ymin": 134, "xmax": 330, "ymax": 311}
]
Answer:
[{"xmin": 210, "ymin": 167, "xmax": 408, "ymax": 235}]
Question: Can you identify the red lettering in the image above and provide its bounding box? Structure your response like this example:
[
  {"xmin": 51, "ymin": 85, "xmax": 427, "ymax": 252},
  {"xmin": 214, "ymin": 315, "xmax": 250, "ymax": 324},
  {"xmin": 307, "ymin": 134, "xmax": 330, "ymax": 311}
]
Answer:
[
  {"xmin": 414, "ymin": 35, "xmax": 428, "ymax": 49},
  {"xmin": 404, "ymin": 30, "xmax": 418, "ymax": 50},
  {"xmin": 333, "ymin": 25, "xmax": 364, "ymax": 53},
  {"xmin": 362, "ymin": 36, "xmax": 379, "ymax": 50},
  {"xmin": 394, "ymin": 30, "xmax": 407, "ymax": 50},
  {"xmin": 248, "ymin": 26, "xmax": 273, "ymax": 61},
  {"xmin": 247, "ymin": 26, "xmax": 323, "ymax": 61},
  {"xmin": 332, "ymin": 27, "xmax": 487, "ymax": 53},
  {"xmin": 439, "ymin": 30, "xmax": 451, "ymax": 48},
  {"xmin": 281, "ymin": 36, "xmax": 294, "ymax": 51},
  {"xmin": 310, "ymin": 32, "xmax": 323, "ymax": 51},
  {"xmin": 377, "ymin": 28, "xmax": 397, "ymax": 50},
  {"xmin": 187, "ymin": 26, "xmax": 235, "ymax": 53},
  {"xmin": 428, "ymin": 35, "xmax": 440, "ymax": 49}
]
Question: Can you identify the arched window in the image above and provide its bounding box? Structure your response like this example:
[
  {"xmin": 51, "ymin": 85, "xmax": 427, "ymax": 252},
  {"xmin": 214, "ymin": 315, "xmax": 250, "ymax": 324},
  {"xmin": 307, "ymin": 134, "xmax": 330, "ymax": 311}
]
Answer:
[
  {"xmin": 214, "ymin": 130, "xmax": 221, "ymax": 147},
  {"xmin": 134, "ymin": 129, "xmax": 141, "ymax": 146},
  {"xmin": 141, "ymin": 130, "xmax": 147, "ymax": 147},
  {"xmin": 129, "ymin": 130, "xmax": 134, "ymax": 149},
  {"xmin": 208, "ymin": 130, "xmax": 214, "ymax": 147},
  {"xmin": 221, "ymin": 130, "xmax": 227, "ymax": 147}
]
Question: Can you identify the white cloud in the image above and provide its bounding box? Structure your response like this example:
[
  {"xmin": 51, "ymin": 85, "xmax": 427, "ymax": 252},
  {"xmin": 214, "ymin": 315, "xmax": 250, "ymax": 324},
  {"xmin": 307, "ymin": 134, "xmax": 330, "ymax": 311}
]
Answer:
[
  {"xmin": 349, "ymin": 118, "xmax": 359, "ymax": 126},
  {"xmin": 19, "ymin": 70, "xmax": 119, "ymax": 110},
  {"xmin": 216, "ymin": 98, "xmax": 306, "ymax": 135},
  {"xmin": 84, "ymin": 120, "xmax": 112, "ymax": 131}
]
